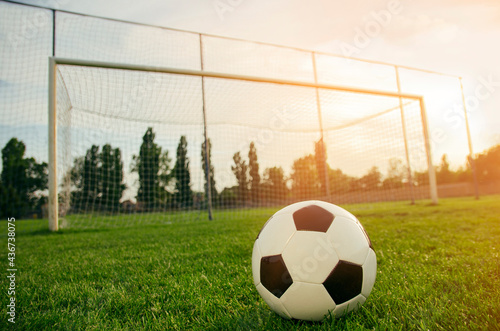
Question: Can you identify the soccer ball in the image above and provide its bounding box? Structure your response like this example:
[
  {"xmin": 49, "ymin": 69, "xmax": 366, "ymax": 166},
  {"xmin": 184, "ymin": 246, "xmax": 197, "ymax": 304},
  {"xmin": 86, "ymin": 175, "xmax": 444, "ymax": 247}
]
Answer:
[{"xmin": 252, "ymin": 200, "xmax": 376, "ymax": 321}]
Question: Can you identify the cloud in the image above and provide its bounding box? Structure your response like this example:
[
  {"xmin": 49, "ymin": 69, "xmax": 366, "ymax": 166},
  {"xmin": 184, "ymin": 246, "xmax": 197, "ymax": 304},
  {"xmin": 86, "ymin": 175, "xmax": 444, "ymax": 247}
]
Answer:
[{"xmin": 383, "ymin": 14, "xmax": 459, "ymax": 45}]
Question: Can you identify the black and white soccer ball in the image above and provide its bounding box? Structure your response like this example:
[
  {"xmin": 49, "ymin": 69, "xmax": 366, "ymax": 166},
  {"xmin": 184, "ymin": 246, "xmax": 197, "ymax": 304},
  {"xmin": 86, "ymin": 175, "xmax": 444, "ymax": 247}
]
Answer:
[{"xmin": 252, "ymin": 200, "xmax": 376, "ymax": 321}]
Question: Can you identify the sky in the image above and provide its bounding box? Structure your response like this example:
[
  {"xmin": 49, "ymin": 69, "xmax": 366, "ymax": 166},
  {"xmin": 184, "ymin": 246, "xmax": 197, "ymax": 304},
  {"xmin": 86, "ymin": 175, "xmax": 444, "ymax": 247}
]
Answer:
[
  {"xmin": 1, "ymin": 0, "xmax": 500, "ymax": 194},
  {"xmin": 15, "ymin": 0, "xmax": 499, "ymax": 152}
]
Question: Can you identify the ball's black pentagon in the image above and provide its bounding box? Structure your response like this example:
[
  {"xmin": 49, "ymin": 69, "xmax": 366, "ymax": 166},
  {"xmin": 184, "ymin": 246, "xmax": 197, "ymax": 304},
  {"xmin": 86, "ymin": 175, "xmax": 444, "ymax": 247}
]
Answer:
[
  {"xmin": 323, "ymin": 260, "xmax": 363, "ymax": 304},
  {"xmin": 260, "ymin": 254, "xmax": 292, "ymax": 298},
  {"xmin": 293, "ymin": 205, "xmax": 334, "ymax": 232}
]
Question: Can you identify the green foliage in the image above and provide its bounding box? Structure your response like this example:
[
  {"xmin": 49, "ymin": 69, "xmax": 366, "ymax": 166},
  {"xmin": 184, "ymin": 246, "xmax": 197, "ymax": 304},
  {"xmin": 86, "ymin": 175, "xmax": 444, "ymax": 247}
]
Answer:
[
  {"xmin": 173, "ymin": 135, "xmax": 193, "ymax": 208},
  {"xmin": 0, "ymin": 181, "xmax": 25, "ymax": 218},
  {"xmin": 423, "ymin": 146, "xmax": 500, "ymax": 187},
  {"xmin": 290, "ymin": 154, "xmax": 319, "ymax": 199},
  {"xmin": 0, "ymin": 137, "xmax": 47, "ymax": 218},
  {"xmin": 201, "ymin": 138, "xmax": 218, "ymax": 206},
  {"xmin": 135, "ymin": 128, "xmax": 161, "ymax": 208},
  {"xmin": 355, "ymin": 166, "xmax": 382, "ymax": 191},
  {"xmin": 413, "ymin": 170, "xmax": 430, "ymax": 186},
  {"xmin": 83, "ymin": 145, "xmax": 100, "ymax": 204},
  {"xmin": 231, "ymin": 151, "xmax": 248, "ymax": 205},
  {"xmin": 315, "ymin": 139, "xmax": 328, "ymax": 195},
  {"xmin": 248, "ymin": 142, "xmax": 261, "ymax": 204},
  {"xmin": 71, "ymin": 144, "xmax": 126, "ymax": 212},
  {"xmin": 475, "ymin": 144, "xmax": 500, "ymax": 183},
  {"xmin": 100, "ymin": 145, "xmax": 126, "ymax": 211},
  {"xmin": 382, "ymin": 158, "xmax": 406, "ymax": 189},
  {"xmin": 1, "ymin": 138, "xmax": 27, "ymax": 191},
  {"xmin": 437, "ymin": 154, "xmax": 456, "ymax": 184},
  {"xmin": 328, "ymin": 167, "xmax": 353, "ymax": 194},
  {"xmin": 219, "ymin": 186, "xmax": 238, "ymax": 207},
  {"xmin": 262, "ymin": 166, "xmax": 288, "ymax": 203},
  {"xmin": 133, "ymin": 128, "xmax": 173, "ymax": 210},
  {"xmin": 284, "ymin": 144, "xmax": 500, "ymax": 201},
  {"xmin": 6, "ymin": 196, "xmax": 500, "ymax": 330}
]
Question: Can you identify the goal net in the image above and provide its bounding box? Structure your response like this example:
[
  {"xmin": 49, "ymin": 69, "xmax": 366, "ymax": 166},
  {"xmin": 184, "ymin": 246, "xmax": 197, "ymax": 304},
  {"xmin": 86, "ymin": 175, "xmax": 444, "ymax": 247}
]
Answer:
[{"xmin": 49, "ymin": 58, "xmax": 436, "ymax": 230}]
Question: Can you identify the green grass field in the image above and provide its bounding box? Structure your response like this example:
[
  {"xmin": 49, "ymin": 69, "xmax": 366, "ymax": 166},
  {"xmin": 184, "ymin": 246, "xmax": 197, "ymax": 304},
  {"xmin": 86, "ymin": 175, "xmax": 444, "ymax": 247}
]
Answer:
[{"xmin": 1, "ymin": 196, "xmax": 500, "ymax": 330}]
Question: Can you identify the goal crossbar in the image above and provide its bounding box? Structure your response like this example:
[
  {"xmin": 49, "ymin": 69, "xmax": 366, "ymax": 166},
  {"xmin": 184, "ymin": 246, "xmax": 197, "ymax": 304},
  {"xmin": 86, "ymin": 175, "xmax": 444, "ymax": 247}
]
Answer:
[{"xmin": 49, "ymin": 57, "xmax": 424, "ymax": 100}]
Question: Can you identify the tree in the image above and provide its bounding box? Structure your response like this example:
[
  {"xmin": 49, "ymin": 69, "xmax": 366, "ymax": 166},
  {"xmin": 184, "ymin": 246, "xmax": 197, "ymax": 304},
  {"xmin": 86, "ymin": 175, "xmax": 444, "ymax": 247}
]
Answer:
[
  {"xmin": 383, "ymin": 158, "xmax": 406, "ymax": 189},
  {"xmin": 315, "ymin": 139, "xmax": 329, "ymax": 196},
  {"xmin": 0, "ymin": 181, "xmax": 24, "ymax": 219},
  {"xmin": 157, "ymin": 151, "xmax": 173, "ymax": 206},
  {"xmin": 1, "ymin": 138, "xmax": 26, "ymax": 195},
  {"xmin": 248, "ymin": 142, "xmax": 261, "ymax": 204},
  {"xmin": 25, "ymin": 156, "xmax": 48, "ymax": 209},
  {"xmin": 219, "ymin": 186, "xmax": 237, "ymax": 207},
  {"xmin": 355, "ymin": 166, "xmax": 382, "ymax": 191},
  {"xmin": 413, "ymin": 170, "xmax": 429, "ymax": 187},
  {"xmin": 475, "ymin": 144, "xmax": 500, "ymax": 184},
  {"xmin": 83, "ymin": 145, "xmax": 100, "ymax": 208},
  {"xmin": 436, "ymin": 154, "xmax": 455, "ymax": 184},
  {"xmin": 70, "ymin": 144, "xmax": 126, "ymax": 212},
  {"xmin": 100, "ymin": 144, "xmax": 126, "ymax": 211},
  {"xmin": 455, "ymin": 165, "xmax": 472, "ymax": 183},
  {"xmin": 290, "ymin": 154, "xmax": 319, "ymax": 199},
  {"xmin": 231, "ymin": 151, "xmax": 248, "ymax": 205},
  {"xmin": 262, "ymin": 166, "xmax": 288, "ymax": 203},
  {"xmin": 328, "ymin": 167, "xmax": 352, "ymax": 194},
  {"xmin": 1, "ymin": 138, "xmax": 47, "ymax": 218},
  {"xmin": 133, "ymin": 128, "xmax": 172, "ymax": 210},
  {"xmin": 173, "ymin": 135, "xmax": 192, "ymax": 208},
  {"xmin": 112, "ymin": 148, "xmax": 126, "ymax": 208},
  {"xmin": 135, "ymin": 128, "xmax": 160, "ymax": 209},
  {"xmin": 68, "ymin": 155, "xmax": 84, "ymax": 211},
  {"xmin": 201, "ymin": 138, "xmax": 218, "ymax": 206}
]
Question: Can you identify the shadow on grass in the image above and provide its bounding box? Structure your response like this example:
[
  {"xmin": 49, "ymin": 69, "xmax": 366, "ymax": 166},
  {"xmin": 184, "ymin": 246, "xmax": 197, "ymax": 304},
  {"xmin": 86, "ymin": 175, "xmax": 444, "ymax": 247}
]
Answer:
[
  {"xmin": 56, "ymin": 227, "xmax": 114, "ymax": 235},
  {"xmin": 13, "ymin": 226, "xmax": 113, "ymax": 237},
  {"xmin": 223, "ymin": 306, "xmax": 370, "ymax": 331},
  {"xmin": 21, "ymin": 228, "xmax": 52, "ymax": 236}
]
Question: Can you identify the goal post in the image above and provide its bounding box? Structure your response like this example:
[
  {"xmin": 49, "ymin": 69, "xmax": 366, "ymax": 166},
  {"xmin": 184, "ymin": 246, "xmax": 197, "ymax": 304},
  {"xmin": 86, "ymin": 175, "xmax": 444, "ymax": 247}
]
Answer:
[
  {"xmin": 418, "ymin": 97, "xmax": 439, "ymax": 205},
  {"xmin": 48, "ymin": 57, "xmax": 438, "ymax": 231},
  {"xmin": 48, "ymin": 57, "xmax": 58, "ymax": 231}
]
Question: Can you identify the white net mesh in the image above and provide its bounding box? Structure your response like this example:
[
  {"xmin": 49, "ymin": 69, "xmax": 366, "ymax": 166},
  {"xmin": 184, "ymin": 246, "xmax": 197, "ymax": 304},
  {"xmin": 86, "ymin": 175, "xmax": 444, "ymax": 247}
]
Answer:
[
  {"xmin": 0, "ymin": 1, "xmax": 478, "ymax": 230},
  {"xmin": 54, "ymin": 62, "xmax": 429, "ymax": 227}
]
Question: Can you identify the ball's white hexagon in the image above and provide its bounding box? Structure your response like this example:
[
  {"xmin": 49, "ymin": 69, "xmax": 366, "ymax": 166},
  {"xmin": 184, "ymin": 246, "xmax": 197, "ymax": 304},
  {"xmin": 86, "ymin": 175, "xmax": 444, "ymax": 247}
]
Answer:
[
  {"xmin": 282, "ymin": 232, "xmax": 339, "ymax": 284},
  {"xmin": 332, "ymin": 294, "xmax": 366, "ymax": 318},
  {"xmin": 327, "ymin": 216, "xmax": 370, "ymax": 265},
  {"xmin": 257, "ymin": 213, "xmax": 296, "ymax": 256},
  {"xmin": 281, "ymin": 282, "xmax": 336, "ymax": 321},
  {"xmin": 256, "ymin": 283, "xmax": 291, "ymax": 319},
  {"xmin": 252, "ymin": 240, "xmax": 262, "ymax": 286},
  {"xmin": 362, "ymin": 248, "xmax": 377, "ymax": 297}
]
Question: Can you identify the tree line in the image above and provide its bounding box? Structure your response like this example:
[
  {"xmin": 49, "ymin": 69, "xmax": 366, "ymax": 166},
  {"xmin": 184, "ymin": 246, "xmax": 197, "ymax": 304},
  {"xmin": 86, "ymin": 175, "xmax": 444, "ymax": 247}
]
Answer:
[
  {"xmin": 0, "ymin": 138, "xmax": 47, "ymax": 218},
  {"xmin": 1, "ymin": 131, "xmax": 500, "ymax": 218},
  {"xmin": 214, "ymin": 140, "xmax": 500, "ymax": 207},
  {"xmin": 68, "ymin": 128, "xmax": 194, "ymax": 213}
]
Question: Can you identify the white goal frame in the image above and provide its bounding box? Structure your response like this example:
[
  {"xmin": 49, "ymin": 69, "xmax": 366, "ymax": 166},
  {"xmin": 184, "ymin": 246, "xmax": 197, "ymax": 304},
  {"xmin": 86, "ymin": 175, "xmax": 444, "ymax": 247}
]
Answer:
[{"xmin": 48, "ymin": 57, "xmax": 438, "ymax": 231}]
